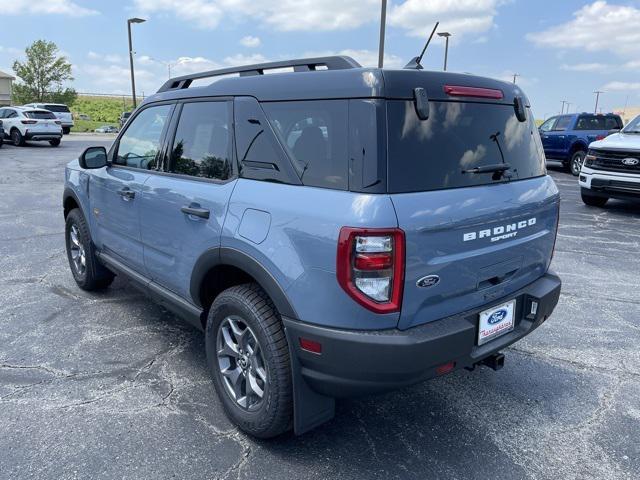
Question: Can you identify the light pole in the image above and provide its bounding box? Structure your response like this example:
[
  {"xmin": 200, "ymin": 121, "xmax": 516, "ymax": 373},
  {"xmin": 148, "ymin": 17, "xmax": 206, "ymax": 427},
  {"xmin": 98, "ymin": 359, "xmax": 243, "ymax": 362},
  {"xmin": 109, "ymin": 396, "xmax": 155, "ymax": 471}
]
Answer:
[
  {"xmin": 512, "ymin": 73, "xmax": 520, "ymax": 84},
  {"xmin": 437, "ymin": 32, "xmax": 451, "ymax": 71},
  {"xmin": 560, "ymin": 100, "xmax": 568, "ymax": 114},
  {"xmin": 378, "ymin": 0, "xmax": 387, "ymax": 68},
  {"xmin": 127, "ymin": 17, "xmax": 146, "ymax": 109},
  {"xmin": 593, "ymin": 90, "xmax": 603, "ymax": 114}
]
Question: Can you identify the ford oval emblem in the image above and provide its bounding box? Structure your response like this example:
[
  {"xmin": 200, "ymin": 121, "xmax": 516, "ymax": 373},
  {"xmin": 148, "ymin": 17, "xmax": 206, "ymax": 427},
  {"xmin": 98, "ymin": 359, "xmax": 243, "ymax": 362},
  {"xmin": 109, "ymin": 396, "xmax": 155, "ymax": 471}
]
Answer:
[
  {"xmin": 487, "ymin": 309, "xmax": 508, "ymax": 325},
  {"xmin": 622, "ymin": 158, "xmax": 639, "ymax": 166},
  {"xmin": 416, "ymin": 275, "xmax": 440, "ymax": 288}
]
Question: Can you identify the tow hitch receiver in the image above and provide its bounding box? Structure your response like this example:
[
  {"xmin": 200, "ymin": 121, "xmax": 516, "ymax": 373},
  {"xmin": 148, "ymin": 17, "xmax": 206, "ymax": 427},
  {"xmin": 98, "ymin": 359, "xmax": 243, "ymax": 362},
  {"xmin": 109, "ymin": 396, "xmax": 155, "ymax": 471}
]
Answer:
[{"xmin": 481, "ymin": 352, "xmax": 505, "ymax": 371}]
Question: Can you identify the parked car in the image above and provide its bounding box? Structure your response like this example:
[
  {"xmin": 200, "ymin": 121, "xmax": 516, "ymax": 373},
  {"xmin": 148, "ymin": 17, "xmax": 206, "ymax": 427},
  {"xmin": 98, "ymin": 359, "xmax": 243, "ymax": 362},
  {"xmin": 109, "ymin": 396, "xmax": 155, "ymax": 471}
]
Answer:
[
  {"xmin": 579, "ymin": 113, "xmax": 640, "ymax": 206},
  {"xmin": 94, "ymin": 125, "xmax": 118, "ymax": 133},
  {"xmin": 0, "ymin": 106, "xmax": 63, "ymax": 146},
  {"xmin": 119, "ymin": 111, "xmax": 131, "ymax": 128},
  {"xmin": 23, "ymin": 103, "xmax": 74, "ymax": 134},
  {"xmin": 63, "ymin": 56, "xmax": 561, "ymax": 438},
  {"xmin": 539, "ymin": 113, "xmax": 623, "ymax": 176},
  {"xmin": 0, "ymin": 120, "xmax": 4, "ymax": 148}
]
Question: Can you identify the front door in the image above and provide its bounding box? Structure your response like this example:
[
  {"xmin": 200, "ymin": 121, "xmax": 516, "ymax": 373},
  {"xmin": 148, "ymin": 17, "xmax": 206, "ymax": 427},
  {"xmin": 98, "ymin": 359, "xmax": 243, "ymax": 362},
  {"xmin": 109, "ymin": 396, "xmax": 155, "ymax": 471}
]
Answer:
[
  {"xmin": 89, "ymin": 103, "xmax": 173, "ymax": 273},
  {"xmin": 140, "ymin": 100, "xmax": 237, "ymax": 298}
]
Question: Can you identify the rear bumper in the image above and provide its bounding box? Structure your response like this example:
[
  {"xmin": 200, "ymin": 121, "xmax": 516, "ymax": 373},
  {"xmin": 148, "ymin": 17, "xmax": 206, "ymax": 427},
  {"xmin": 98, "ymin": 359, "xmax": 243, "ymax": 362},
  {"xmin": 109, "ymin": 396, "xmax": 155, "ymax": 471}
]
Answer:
[
  {"xmin": 24, "ymin": 131, "xmax": 62, "ymax": 141},
  {"xmin": 284, "ymin": 272, "xmax": 561, "ymax": 398}
]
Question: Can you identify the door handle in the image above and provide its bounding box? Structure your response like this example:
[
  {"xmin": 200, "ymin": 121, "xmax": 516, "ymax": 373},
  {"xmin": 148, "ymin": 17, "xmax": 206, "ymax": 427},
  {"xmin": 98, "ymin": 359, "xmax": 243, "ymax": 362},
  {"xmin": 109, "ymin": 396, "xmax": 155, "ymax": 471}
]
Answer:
[
  {"xmin": 117, "ymin": 188, "xmax": 135, "ymax": 200},
  {"xmin": 181, "ymin": 205, "xmax": 210, "ymax": 219}
]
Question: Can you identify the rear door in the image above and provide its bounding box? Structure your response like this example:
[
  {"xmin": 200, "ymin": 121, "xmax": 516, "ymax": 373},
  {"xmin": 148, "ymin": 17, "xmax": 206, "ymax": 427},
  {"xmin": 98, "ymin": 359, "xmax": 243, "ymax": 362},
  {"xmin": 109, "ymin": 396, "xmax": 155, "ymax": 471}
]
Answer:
[
  {"xmin": 140, "ymin": 99, "xmax": 237, "ymax": 299},
  {"xmin": 386, "ymin": 100, "xmax": 559, "ymax": 330},
  {"xmin": 89, "ymin": 103, "xmax": 173, "ymax": 272}
]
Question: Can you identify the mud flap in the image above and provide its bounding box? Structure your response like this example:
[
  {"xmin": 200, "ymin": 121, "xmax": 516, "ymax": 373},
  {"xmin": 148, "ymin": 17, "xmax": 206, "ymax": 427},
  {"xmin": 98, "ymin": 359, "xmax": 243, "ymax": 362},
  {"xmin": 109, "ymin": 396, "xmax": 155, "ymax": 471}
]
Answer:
[{"xmin": 285, "ymin": 327, "xmax": 335, "ymax": 435}]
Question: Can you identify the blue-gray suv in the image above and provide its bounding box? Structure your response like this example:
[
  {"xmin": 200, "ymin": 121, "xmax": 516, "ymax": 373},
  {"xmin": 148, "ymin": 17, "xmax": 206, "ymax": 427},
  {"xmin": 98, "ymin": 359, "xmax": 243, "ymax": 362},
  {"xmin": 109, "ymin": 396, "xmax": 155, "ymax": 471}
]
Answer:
[{"xmin": 63, "ymin": 56, "xmax": 561, "ymax": 438}]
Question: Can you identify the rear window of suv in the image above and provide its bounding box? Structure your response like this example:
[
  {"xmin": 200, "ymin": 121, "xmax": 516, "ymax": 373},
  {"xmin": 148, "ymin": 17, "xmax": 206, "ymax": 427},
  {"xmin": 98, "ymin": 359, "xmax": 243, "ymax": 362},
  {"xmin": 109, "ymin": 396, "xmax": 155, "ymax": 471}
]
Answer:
[
  {"xmin": 386, "ymin": 100, "xmax": 546, "ymax": 193},
  {"xmin": 24, "ymin": 110, "xmax": 57, "ymax": 119},
  {"xmin": 44, "ymin": 105, "xmax": 70, "ymax": 113}
]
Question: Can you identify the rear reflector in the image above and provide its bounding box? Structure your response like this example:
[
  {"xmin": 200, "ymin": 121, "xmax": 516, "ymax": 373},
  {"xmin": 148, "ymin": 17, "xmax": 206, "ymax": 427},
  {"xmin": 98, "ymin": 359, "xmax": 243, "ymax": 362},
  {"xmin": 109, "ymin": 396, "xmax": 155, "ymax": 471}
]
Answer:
[
  {"xmin": 444, "ymin": 85, "xmax": 504, "ymax": 100},
  {"xmin": 436, "ymin": 361, "xmax": 456, "ymax": 375},
  {"xmin": 299, "ymin": 337, "xmax": 322, "ymax": 354}
]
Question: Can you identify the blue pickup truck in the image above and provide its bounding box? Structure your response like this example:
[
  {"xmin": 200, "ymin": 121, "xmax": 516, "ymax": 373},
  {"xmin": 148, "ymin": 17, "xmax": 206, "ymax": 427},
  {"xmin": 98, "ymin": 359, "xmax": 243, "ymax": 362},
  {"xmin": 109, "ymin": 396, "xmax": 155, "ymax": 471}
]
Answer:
[{"xmin": 539, "ymin": 113, "xmax": 623, "ymax": 175}]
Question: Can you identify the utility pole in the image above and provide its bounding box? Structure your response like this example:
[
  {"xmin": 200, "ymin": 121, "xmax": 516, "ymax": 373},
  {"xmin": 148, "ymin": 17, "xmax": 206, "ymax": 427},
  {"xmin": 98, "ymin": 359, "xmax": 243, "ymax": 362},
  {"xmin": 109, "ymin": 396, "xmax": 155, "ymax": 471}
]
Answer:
[
  {"xmin": 565, "ymin": 102, "xmax": 572, "ymax": 114},
  {"xmin": 512, "ymin": 73, "xmax": 520, "ymax": 84},
  {"xmin": 378, "ymin": 0, "xmax": 387, "ymax": 68},
  {"xmin": 560, "ymin": 100, "xmax": 568, "ymax": 114},
  {"xmin": 593, "ymin": 90, "xmax": 604, "ymax": 114},
  {"xmin": 437, "ymin": 32, "xmax": 452, "ymax": 71},
  {"xmin": 127, "ymin": 17, "xmax": 146, "ymax": 109}
]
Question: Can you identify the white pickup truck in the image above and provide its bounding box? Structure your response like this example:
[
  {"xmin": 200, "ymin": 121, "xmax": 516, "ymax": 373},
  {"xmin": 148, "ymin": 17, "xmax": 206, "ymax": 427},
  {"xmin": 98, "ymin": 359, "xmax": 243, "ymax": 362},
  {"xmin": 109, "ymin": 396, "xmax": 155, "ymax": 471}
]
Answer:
[{"xmin": 579, "ymin": 114, "xmax": 640, "ymax": 206}]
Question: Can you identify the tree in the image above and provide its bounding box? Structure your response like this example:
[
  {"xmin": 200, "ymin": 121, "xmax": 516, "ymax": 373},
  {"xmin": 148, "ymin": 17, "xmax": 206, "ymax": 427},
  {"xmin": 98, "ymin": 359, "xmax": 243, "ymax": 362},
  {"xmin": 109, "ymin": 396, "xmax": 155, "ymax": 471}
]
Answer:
[{"xmin": 12, "ymin": 40, "xmax": 77, "ymax": 105}]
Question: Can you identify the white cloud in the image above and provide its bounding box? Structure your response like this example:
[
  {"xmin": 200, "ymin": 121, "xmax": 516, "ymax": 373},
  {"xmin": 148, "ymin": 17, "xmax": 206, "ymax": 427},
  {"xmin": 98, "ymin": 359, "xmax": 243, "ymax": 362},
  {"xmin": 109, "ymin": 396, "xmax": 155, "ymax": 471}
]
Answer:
[
  {"xmin": 87, "ymin": 52, "xmax": 125, "ymax": 64},
  {"xmin": 2, "ymin": 0, "xmax": 98, "ymax": 16},
  {"xmin": 240, "ymin": 36, "xmax": 261, "ymax": 48},
  {"xmin": 601, "ymin": 81, "xmax": 640, "ymax": 91},
  {"xmin": 527, "ymin": 1, "xmax": 640, "ymax": 56},
  {"xmin": 133, "ymin": 0, "xmax": 224, "ymax": 29},
  {"xmin": 560, "ymin": 63, "xmax": 610, "ymax": 72},
  {"xmin": 133, "ymin": 0, "xmax": 505, "ymax": 36},
  {"xmin": 388, "ymin": 0, "xmax": 501, "ymax": 38}
]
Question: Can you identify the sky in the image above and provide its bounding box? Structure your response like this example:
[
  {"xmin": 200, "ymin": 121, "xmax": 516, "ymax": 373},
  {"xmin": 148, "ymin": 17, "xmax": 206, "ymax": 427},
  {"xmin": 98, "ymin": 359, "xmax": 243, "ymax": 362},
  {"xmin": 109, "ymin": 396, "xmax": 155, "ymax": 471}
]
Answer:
[{"xmin": 1, "ymin": 0, "xmax": 640, "ymax": 119}]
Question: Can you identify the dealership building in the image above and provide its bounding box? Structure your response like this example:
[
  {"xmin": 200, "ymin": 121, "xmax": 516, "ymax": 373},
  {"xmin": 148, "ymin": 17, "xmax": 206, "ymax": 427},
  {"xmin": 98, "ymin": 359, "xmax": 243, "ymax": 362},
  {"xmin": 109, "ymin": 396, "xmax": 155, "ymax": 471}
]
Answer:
[{"xmin": 0, "ymin": 70, "xmax": 14, "ymax": 106}]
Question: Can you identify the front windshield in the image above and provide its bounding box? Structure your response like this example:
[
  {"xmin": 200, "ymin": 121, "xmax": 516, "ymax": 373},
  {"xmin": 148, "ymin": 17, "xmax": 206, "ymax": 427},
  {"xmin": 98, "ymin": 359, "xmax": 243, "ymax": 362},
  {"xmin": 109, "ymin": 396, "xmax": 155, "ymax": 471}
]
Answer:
[{"xmin": 623, "ymin": 115, "xmax": 640, "ymax": 133}]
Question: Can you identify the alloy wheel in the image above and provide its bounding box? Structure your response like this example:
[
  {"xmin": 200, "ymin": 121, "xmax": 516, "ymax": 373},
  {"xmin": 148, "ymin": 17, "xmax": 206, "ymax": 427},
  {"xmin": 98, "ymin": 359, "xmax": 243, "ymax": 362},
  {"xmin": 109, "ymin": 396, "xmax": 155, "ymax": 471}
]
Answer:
[
  {"xmin": 571, "ymin": 152, "xmax": 585, "ymax": 176},
  {"xmin": 216, "ymin": 315, "xmax": 268, "ymax": 411},
  {"xmin": 69, "ymin": 224, "xmax": 86, "ymax": 276}
]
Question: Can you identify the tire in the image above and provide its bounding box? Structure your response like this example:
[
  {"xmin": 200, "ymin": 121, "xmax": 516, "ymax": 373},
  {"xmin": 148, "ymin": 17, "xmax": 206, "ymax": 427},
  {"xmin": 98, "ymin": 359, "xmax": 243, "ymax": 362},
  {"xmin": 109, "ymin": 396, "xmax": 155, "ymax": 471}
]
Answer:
[
  {"xmin": 569, "ymin": 150, "xmax": 586, "ymax": 176},
  {"xmin": 11, "ymin": 129, "xmax": 24, "ymax": 146},
  {"xmin": 205, "ymin": 284, "xmax": 292, "ymax": 438},
  {"xmin": 49, "ymin": 138, "xmax": 61, "ymax": 147},
  {"xmin": 65, "ymin": 208, "xmax": 115, "ymax": 290},
  {"xmin": 581, "ymin": 188, "xmax": 608, "ymax": 207},
  {"xmin": 62, "ymin": 127, "xmax": 70, "ymax": 135}
]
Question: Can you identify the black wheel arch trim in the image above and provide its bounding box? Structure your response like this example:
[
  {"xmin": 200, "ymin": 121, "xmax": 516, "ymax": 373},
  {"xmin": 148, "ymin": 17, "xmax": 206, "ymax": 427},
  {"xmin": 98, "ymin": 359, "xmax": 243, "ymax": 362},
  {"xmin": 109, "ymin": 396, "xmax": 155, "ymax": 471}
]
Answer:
[
  {"xmin": 190, "ymin": 246, "xmax": 298, "ymax": 319},
  {"xmin": 63, "ymin": 187, "xmax": 85, "ymax": 218}
]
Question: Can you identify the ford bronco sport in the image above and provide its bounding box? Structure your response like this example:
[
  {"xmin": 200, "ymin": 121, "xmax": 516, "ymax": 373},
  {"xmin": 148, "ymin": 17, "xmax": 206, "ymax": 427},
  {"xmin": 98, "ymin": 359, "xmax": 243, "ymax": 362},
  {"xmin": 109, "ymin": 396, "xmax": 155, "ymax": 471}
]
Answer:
[{"xmin": 63, "ymin": 56, "xmax": 561, "ymax": 438}]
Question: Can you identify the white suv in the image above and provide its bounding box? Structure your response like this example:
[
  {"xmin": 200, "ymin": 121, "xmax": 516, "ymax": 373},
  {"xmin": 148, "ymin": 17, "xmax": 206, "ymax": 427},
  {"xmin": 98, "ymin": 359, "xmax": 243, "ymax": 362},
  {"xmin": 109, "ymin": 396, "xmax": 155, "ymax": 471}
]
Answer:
[
  {"xmin": 579, "ymin": 114, "xmax": 640, "ymax": 207},
  {"xmin": 23, "ymin": 103, "xmax": 74, "ymax": 134},
  {"xmin": 0, "ymin": 106, "xmax": 63, "ymax": 146}
]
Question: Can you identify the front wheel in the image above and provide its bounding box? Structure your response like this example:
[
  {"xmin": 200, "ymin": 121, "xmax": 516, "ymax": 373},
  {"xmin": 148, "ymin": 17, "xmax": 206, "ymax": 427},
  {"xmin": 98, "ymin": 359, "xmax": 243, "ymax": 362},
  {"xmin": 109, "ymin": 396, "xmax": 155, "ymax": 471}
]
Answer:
[
  {"xmin": 65, "ymin": 208, "xmax": 115, "ymax": 290},
  {"xmin": 205, "ymin": 284, "xmax": 293, "ymax": 438},
  {"xmin": 581, "ymin": 188, "xmax": 608, "ymax": 207},
  {"xmin": 49, "ymin": 138, "xmax": 61, "ymax": 147},
  {"xmin": 570, "ymin": 150, "xmax": 586, "ymax": 176}
]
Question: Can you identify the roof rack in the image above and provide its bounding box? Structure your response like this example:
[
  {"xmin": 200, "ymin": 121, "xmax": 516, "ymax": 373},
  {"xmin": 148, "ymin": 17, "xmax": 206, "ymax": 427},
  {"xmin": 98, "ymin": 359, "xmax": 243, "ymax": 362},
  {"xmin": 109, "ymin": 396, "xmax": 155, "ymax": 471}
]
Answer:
[{"xmin": 157, "ymin": 56, "xmax": 362, "ymax": 93}]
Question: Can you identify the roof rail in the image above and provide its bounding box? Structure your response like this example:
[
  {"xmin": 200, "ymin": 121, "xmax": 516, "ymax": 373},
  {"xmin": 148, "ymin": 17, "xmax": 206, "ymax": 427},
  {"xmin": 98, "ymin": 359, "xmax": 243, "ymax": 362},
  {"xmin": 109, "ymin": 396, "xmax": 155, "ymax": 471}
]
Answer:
[{"xmin": 157, "ymin": 56, "xmax": 362, "ymax": 93}]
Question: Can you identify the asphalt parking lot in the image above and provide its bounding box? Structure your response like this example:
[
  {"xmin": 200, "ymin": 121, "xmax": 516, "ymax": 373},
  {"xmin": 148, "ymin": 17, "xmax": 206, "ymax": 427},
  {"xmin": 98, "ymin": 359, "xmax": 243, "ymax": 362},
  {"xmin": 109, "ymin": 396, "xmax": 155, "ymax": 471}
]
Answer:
[{"xmin": 0, "ymin": 134, "xmax": 638, "ymax": 480}]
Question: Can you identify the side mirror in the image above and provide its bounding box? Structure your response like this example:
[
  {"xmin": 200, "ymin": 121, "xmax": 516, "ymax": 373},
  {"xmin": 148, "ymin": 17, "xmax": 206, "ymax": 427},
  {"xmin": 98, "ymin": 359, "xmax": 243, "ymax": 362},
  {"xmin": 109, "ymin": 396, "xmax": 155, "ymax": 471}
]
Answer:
[
  {"xmin": 79, "ymin": 146, "xmax": 108, "ymax": 169},
  {"xmin": 514, "ymin": 96, "xmax": 527, "ymax": 122}
]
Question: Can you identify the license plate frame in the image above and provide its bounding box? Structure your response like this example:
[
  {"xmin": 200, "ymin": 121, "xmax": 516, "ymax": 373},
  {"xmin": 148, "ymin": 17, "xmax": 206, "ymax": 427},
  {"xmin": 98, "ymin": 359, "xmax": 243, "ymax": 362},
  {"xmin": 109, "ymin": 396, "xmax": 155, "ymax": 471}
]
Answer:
[{"xmin": 477, "ymin": 299, "xmax": 516, "ymax": 346}]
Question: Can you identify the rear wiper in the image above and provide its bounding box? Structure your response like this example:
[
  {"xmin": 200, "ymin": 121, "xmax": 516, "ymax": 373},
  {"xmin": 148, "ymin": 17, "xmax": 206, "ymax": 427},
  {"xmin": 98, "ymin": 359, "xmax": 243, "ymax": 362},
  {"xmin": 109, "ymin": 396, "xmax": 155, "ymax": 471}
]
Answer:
[{"xmin": 462, "ymin": 163, "xmax": 511, "ymax": 174}]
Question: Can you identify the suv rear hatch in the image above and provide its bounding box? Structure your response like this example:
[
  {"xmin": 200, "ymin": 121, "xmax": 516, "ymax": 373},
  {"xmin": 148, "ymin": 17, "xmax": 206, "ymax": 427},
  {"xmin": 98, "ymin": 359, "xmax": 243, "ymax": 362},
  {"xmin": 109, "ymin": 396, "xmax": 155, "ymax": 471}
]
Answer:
[{"xmin": 385, "ymin": 77, "xmax": 559, "ymax": 330}]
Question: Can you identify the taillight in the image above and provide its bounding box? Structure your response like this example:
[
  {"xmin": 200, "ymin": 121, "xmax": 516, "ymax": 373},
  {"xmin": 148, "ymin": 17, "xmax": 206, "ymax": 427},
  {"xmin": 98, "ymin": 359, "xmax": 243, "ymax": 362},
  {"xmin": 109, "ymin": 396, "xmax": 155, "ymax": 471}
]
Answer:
[
  {"xmin": 337, "ymin": 227, "xmax": 405, "ymax": 313},
  {"xmin": 595, "ymin": 134, "xmax": 606, "ymax": 141},
  {"xmin": 444, "ymin": 85, "xmax": 504, "ymax": 99},
  {"xmin": 21, "ymin": 120, "xmax": 37, "ymax": 125}
]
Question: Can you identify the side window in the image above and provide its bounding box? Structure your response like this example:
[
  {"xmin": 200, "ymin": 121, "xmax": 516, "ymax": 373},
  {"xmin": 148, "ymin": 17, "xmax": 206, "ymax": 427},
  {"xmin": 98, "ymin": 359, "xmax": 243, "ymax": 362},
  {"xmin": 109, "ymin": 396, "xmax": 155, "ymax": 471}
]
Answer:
[
  {"xmin": 263, "ymin": 100, "xmax": 349, "ymax": 190},
  {"xmin": 169, "ymin": 101, "xmax": 233, "ymax": 180},
  {"xmin": 8, "ymin": 111, "xmax": 18, "ymax": 118},
  {"xmin": 0, "ymin": 109, "xmax": 5, "ymax": 118},
  {"xmin": 539, "ymin": 117, "xmax": 556, "ymax": 132},
  {"xmin": 605, "ymin": 117, "xmax": 621, "ymax": 130},
  {"xmin": 114, "ymin": 104, "xmax": 172, "ymax": 170},
  {"xmin": 553, "ymin": 116, "xmax": 572, "ymax": 131},
  {"xmin": 234, "ymin": 96, "xmax": 299, "ymax": 184}
]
